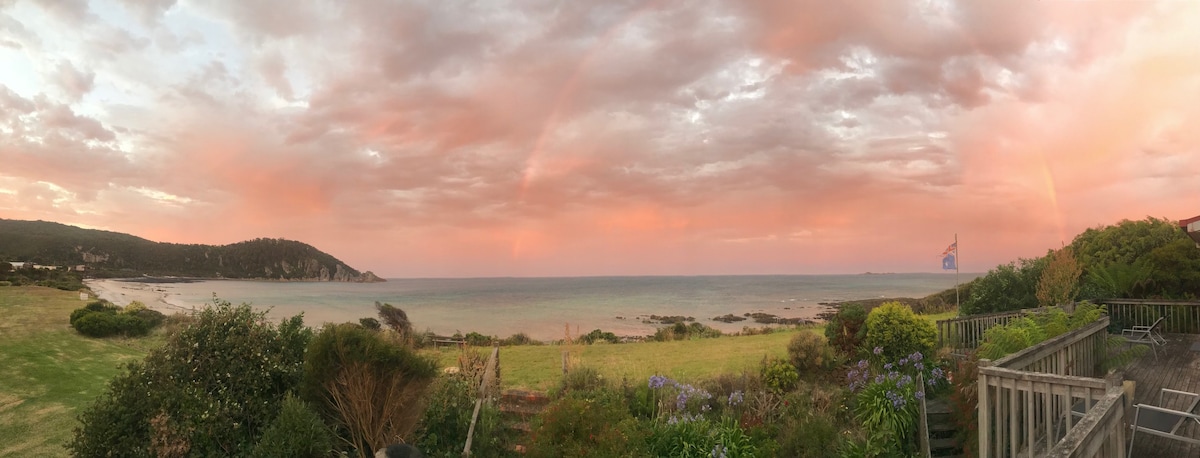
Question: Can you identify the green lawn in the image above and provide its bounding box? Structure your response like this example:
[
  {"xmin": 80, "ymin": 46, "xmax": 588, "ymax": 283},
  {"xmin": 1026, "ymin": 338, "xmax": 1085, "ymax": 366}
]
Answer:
[
  {"xmin": 0, "ymin": 287, "xmax": 162, "ymax": 456},
  {"xmin": 427, "ymin": 312, "xmax": 959, "ymax": 391},
  {"xmin": 427, "ymin": 327, "xmax": 823, "ymax": 391}
]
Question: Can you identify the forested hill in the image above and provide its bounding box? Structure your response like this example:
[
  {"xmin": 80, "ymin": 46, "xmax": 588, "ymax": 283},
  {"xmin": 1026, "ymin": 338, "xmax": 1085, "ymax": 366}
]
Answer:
[{"xmin": 0, "ymin": 219, "xmax": 384, "ymax": 282}]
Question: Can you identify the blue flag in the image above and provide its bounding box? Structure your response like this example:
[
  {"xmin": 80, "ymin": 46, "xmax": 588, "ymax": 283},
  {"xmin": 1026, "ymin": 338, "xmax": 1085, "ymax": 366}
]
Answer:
[
  {"xmin": 942, "ymin": 253, "xmax": 957, "ymax": 270},
  {"xmin": 940, "ymin": 241, "xmax": 957, "ymax": 270}
]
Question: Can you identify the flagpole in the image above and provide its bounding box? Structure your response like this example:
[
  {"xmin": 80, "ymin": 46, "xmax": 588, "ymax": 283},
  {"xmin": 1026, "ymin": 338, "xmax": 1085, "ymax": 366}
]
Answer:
[{"xmin": 955, "ymin": 233, "xmax": 960, "ymax": 309}]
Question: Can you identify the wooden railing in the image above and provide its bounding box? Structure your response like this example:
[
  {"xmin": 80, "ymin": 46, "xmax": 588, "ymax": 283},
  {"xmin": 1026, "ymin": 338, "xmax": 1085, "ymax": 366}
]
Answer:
[
  {"xmin": 1100, "ymin": 299, "xmax": 1200, "ymax": 334},
  {"xmin": 462, "ymin": 346, "xmax": 500, "ymax": 457},
  {"xmin": 1045, "ymin": 387, "xmax": 1127, "ymax": 458},
  {"xmin": 937, "ymin": 306, "xmax": 1068, "ymax": 350},
  {"xmin": 977, "ymin": 318, "xmax": 1118, "ymax": 458}
]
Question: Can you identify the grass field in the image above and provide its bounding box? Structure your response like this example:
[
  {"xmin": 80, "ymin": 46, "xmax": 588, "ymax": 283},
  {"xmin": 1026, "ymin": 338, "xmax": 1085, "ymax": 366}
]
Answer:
[
  {"xmin": 426, "ymin": 310, "xmax": 957, "ymax": 391},
  {"xmin": 426, "ymin": 327, "xmax": 823, "ymax": 391},
  {"xmin": 0, "ymin": 287, "xmax": 163, "ymax": 456}
]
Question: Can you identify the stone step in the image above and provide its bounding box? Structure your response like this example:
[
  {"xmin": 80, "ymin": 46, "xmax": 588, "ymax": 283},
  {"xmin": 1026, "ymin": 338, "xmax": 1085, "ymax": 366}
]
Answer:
[
  {"xmin": 499, "ymin": 403, "xmax": 545, "ymax": 417},
  {"xmin": 500, "ymin": 390, "xmax": 550, "ymax": 405}
]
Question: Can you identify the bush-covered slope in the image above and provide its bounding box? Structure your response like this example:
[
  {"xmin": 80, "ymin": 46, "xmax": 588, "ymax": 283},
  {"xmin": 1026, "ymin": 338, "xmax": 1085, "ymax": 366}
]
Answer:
[{"xmin": 0, "ymin": 219, "xmax": 382, "ymax": 281}]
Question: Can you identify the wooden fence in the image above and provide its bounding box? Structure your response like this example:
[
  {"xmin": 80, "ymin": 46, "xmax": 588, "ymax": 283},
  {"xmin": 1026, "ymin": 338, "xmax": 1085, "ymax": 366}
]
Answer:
[
  {"xmin": 1100, "ymin": 299, "xmax": 1200, "ymax": 334},
  {"xmin": 1044, "ymin": 387, "xmax": 1127, "ymax": 458},
  {"xmin": 462, "ymin": 346, "xmax": 500, "ymax": 457},
  {"xmin": 937, "ymin": 306, "xmax": 1067, "ymax": 350},
  {"xmin": 977, "ymin": 318, "xmax": 1116, "ymax": 458}
]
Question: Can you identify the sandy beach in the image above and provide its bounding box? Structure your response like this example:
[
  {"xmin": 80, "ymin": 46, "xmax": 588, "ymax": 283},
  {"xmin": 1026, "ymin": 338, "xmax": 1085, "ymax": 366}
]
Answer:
[{"xmin": 85, "ymin": 279, "xmax": 200, "ymax": 315}]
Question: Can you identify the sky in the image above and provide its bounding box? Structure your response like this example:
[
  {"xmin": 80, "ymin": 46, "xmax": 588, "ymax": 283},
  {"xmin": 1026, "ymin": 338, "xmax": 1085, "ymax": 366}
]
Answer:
[{"xmin": 1, "ymin": 0, "xmax": 1198, "ymax": 278}]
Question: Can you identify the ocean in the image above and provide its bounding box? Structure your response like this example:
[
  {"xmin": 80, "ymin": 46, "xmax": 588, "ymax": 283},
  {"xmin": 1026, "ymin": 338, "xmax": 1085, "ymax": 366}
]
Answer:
[{"xmin": 88, "ymin": 273, "xmax": 977, "ymax": 341}]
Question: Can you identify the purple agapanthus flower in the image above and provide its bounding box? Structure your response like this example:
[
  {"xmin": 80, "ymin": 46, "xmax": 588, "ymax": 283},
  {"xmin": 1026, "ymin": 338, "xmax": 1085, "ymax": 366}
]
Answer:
[{"xmin": 874, "ymin": 346, "xmax": 883, "ymax": 355}]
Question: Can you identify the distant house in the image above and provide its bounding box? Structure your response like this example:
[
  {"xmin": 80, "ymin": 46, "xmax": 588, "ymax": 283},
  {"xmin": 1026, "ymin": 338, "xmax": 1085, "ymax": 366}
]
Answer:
[
  {"xmin": 74, "ymin": 265, "xmax": 87, "ymax": 271},
  {"xmin": 8, "ymin": 262, "xmax": 25, "ymax": 269},
  {"xmin": 1182, "ymin": 215, "xmax": 1200, "ymax": 245},
  {"xmin": 32, "ymin": 264, "xmax": 59, "ymax": 270}
]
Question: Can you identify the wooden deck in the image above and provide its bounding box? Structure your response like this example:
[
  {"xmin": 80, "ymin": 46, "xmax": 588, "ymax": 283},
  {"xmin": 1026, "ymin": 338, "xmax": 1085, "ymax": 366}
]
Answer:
[{"xmin": 1123, "ymin": 333, "xmax": 1200, "ymax": 457}]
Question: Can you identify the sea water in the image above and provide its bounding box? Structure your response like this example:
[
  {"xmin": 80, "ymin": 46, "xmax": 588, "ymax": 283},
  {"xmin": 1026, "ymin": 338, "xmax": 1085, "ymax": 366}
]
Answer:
[{"xmin": 96, "ymin": 274, "xmax": 978, "ymax": 341}]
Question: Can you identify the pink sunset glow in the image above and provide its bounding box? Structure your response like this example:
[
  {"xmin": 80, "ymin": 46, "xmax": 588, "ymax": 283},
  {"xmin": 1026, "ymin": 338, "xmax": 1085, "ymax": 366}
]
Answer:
[{"xmin": 2, "ymin": 0, "xmax": 1198, "ymax": 277}]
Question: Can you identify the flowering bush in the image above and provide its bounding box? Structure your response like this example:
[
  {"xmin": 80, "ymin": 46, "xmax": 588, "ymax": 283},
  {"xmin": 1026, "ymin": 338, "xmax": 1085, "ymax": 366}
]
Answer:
[
  {"xmin": 846, "ymin": 349, "xmax": 947, "ymax": 455},
  {"xmin": 643, "ymin": 375, "xmax": 766, "ymax": 457}
]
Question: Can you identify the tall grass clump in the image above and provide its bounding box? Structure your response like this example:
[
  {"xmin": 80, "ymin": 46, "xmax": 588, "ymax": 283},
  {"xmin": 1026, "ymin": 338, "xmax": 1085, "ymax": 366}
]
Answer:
[{"xmin": 304, "ymin": 323, "xmax": 438, "ymax": 458}]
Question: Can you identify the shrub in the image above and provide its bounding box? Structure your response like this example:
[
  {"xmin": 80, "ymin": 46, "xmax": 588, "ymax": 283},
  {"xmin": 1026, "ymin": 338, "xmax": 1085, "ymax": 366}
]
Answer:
[
  {"xmin": 72, "ymin": 312, "xmax": 121, "ymax": 337},
  {"xmin": 132, "ymin": 308, "xmax": 167, "ymax": 328},
  {"xmin": 69, "ymin": 299, "xmax": 312, "ymax": 457},
  {"xmin": 948, "ymin": 354, "xmax": 979, "ymax": 458},
  {"xmin": 761, "ymin": 357, "xmax": 798, "ymax": 394},
  {"xmin": 250, "ymin": 394, "xmax": 335, "ymax": 458},
  {"xmin": 653, "ymin": 322, "xmax": 722, "ymax": 341},
  {"xmin": 579, "ymin": 328, "xmax": 619, "ymax": 344},
  {"xmin": 824, "ymin": 305, "xmax": 868, "ymax": 359},
  {"xmin": 358, "ymin": 317, "xmax": 381, "ymax": 331},
  {"xmin": 558, "ymin": 366, "xmax": 608, "ymax": 396},
  {"xmin": 646, "ymin": 417, "xmax": 759, "ymax": 458},
  {"xmin": 846, "ymin": 351, "xmax": 947, "ymax": 456},
  {"xmin": 977, "ymin": 302, "xmax": 1105, "ymax": 360},
  {"xmin": 863, "ymin": 302, "xmax": 935, "ymax": 362},
  {"xmin": 788, "ymin": 332, "xmax": 837, "ymax": 378},
  {"xmin": 303, "ymin": 323, "xmax": 438, "ymax": 457},
  {"xmin": 413, "ymin": 375, "xmax": 505, "ymax": 458},
  {"xmin": 72, "ymin": 311, "xmax": 150, "ymax": 337},
  {"xmin": 463, "ymin": 331, "xmax": 492, "ymax": 347},
  {"xmin": 775, "ymin": 408, "xmax": 841, "ymax": 458},
  {"xmin": 124, "ymin": 300, "xmax": 149, "ymax": 315},
  {"xmin": 500, "ymin": 332, "xmax": 538, "ymax": 346},
  {"xmin": 526, "ymin": 397, "xmax": 644, "ymax": 458},
  {"xmin": 69, "ymin": 307, "xmax": 96, "ymax": 326},
  {"xmin": 961, "ymin": 257, "xmax": 1048, "ymax": 315}
]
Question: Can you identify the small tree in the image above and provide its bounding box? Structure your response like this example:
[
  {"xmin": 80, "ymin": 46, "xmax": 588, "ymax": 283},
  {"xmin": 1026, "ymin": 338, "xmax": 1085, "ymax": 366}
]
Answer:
[
  {"xmin": 1036, "ymin": 246, "xmax": 1083, "ymax": 307},
  {"xmin": 304, "ymin": 324, "xmax": 437, "ymax": 458},
  {"xmin": 824, "ymin": 304, "xmax": 868, "ymax": 359},
  {"xmin": 375, "ymin": 302, "xmax": 413, "ymax": 337}
]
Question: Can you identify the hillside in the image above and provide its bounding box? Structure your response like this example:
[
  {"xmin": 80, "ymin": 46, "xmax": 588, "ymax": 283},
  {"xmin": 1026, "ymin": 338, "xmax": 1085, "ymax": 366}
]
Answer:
[{"xmin": 0, "ymin": 219, "xmax": 383, "ymax": 282}]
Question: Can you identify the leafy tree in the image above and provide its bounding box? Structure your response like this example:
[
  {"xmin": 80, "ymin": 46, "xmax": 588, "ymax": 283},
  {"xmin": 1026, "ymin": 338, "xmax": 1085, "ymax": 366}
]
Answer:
[
  {"xmin": 69, "ymin": 299, "xmax": 311, "ymax": 457},
  {"xmin": 1036, "ymin": 246, "xmax": 1083, "ymax": 307},
  {"xmin": 1070, "ymin": 217, "xmax": 1186, "ymax": 268},
  {"xmin": 961, "ymin": 257, "xmax": 1048, "ymax": 315},
  {"xmin": 1139, "ymin": 238, "xmax": 1200, "ymax": 298},
  {"xmin": 375, "ymin": 301, "xmax": 413, "ymax": 337}
]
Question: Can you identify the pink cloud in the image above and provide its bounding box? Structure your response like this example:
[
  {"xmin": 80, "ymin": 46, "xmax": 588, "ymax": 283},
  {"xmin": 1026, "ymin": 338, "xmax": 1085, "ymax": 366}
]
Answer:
[{"xmin": 1, "ymin": 0, "xmax": 1198, "ymax": 277}]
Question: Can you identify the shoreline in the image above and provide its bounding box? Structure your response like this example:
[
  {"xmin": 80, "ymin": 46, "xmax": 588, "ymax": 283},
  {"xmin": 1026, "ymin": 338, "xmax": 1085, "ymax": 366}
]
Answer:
[
  {"xmin": 82, "ymin": 276, "xmax": 956, "ymax": 341},
  {"xmin": 85, "ymin": 279, "xmax": 200, "ymax": 315}
]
